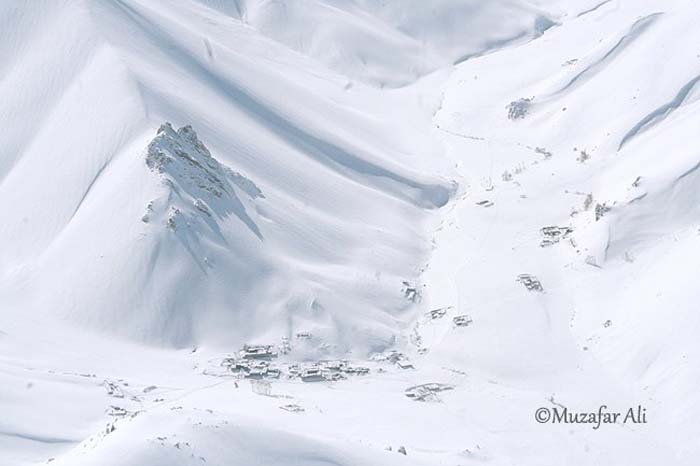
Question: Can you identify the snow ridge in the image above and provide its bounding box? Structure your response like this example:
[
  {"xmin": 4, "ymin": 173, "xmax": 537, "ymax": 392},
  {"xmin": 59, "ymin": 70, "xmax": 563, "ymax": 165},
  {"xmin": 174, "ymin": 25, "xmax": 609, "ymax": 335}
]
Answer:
[{"xmin": 619, "ymin": 73, "xmax": 700, "ymax": 149}]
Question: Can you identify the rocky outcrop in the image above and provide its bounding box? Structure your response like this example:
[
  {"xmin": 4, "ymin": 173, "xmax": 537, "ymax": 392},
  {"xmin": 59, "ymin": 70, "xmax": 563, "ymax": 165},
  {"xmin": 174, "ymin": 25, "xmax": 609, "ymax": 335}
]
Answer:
[{"xmin": 143, "ymin": 123, "xmax": 263, "ymax": 239}]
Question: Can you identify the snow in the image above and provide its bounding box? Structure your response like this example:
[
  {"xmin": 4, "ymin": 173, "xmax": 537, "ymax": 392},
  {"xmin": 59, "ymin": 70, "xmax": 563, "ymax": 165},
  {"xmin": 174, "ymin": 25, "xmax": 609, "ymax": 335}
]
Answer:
[{"xmin": 1, "ymin": 0, "xmax": 699, "ymax": 465}]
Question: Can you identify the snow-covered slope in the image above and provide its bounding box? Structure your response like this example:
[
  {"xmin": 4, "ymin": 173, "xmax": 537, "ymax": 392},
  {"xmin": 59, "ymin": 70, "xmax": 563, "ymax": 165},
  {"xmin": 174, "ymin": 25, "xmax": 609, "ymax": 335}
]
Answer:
[
  {"xmin": 224, "ymin": 0, "xmax": 559, "ymax": 87},
  {"xmin": 421, "ymin": 0, "xmax": 700, "ymax": 463},
  {"xmin": 0, "ymin": 0, "xmax": 454, "ymax": 350},
  {"xmin": 2, "ymin": 0, "xmax": 699, "ymax": 465}
]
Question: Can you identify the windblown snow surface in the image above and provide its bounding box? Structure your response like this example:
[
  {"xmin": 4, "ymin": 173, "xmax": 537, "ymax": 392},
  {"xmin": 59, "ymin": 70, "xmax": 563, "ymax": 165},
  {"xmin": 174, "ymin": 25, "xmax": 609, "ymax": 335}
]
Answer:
[{"xmin": 1, "ymin": 0, "xmax": 699, "ymax": 465}]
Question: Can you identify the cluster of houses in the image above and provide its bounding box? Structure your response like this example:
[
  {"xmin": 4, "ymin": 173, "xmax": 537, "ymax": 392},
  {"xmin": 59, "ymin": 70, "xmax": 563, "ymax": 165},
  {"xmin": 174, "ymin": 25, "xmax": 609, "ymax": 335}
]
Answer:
[
  {"xmin": 370, "ymin": 350, "xmax": 415, "ymax": 370},
  {"xmin": 595, "ymin": 203, "xmax": 611, "ymax": 221},
  {"xmin": 452, "ymin": 315, "xmax": 472, "ymax": 327},
  {"xmin": 221, "ymin": 344, "xmax": 281, "ymax": 379},
  {"xmin": 288, "ymin": 360, "xmax": 370, "ymax": 382},
  {"xmin": 426, "ymin": 307, "xmax": 448, "ymax": 320},
  {"xmin": 540, "ymin": 225, "xmax": 573, "ymax": 247},
  {"xmin": 221, "ymin": 344, "xmax": 370, "ymax": 382},
  {"xmin": 425, "ymin": 306, "xmax": 472, "ymax": 328},
  {"xmin": 405, "ymin": 383, "xmax": 454, "ymax": 402},
  {"xmin": 517, "ymin": 273, "xmax": 543, "ymax": 292},
  {"xmin": 402, "ymin": 280, "xmax": 422, "ymax": 303}
]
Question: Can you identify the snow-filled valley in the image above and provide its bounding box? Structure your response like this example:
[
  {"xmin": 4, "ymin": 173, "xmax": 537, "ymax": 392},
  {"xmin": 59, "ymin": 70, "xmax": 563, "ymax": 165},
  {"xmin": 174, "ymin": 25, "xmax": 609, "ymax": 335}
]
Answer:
[{"xmin": 1, "ymin": 1, "xmax": 699, "ymax": 465}]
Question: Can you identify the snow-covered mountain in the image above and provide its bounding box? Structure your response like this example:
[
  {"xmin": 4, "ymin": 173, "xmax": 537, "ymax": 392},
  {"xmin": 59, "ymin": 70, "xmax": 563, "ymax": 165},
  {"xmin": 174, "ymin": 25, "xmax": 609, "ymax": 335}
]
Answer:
[
  {"xmin": 1, "ymin": 1, "xmax": 699, "ymax": 465},
  {"xmin": 0, "ymin": 0, "xmax": 456, "ymax": 351}
]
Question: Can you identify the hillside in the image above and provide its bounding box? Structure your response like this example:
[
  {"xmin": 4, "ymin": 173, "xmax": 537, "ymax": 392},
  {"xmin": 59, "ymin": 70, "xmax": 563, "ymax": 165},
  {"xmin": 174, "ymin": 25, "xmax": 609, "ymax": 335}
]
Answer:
[{"xmin": 1, "ymin": 1, "xmax": 699, "ymax": 465}]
